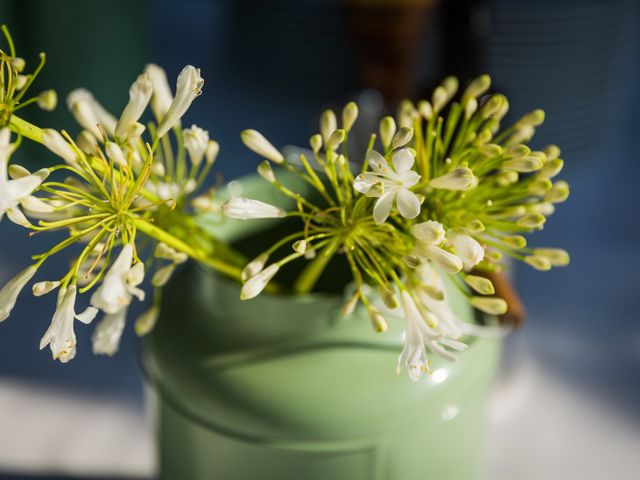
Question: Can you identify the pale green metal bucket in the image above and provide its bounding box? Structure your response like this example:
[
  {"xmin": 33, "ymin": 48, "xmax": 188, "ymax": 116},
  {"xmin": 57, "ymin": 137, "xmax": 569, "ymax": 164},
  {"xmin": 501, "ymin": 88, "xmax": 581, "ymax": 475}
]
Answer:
[{"xmin": 141, "ymin": 174, "xmax": 502, "ymax": 479}]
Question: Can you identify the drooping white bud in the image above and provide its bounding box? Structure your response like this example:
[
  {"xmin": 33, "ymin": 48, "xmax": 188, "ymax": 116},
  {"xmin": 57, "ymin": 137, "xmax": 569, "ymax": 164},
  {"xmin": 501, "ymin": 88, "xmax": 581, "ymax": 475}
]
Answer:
[
  {"xmin": 367, "ymin": 305, "xmax": 388, "ymax": 333},
  {"xmin": 152, "ymin": 264, "xmax": 176, "ymax": 287},
  {"xmin": 448, "ymin": 232, "xmax": 485, "ymax": 270},
  {"xmin": 222, "ymin": 197, "xmax": 286, "ymax": 220},
  {"xmin": 105, "ymin": 141, "xmax": 127, "ymax": 167},
  {"xmin": 241, "ymin": 253, "xmax": 269, "ymax": 282},
  {"xmin": 115, "ymin": 73, "xmax": 153, "ymax": 140},
  {"xmin": 240, "ymin": 264, "xmax": 279, "ymax": 300},
  {"xmin": 411, "ymin": 220, "xmax": 445, "ymax": 245},
  {"xmin": 32, "ymin": 280, "xmax": 60, "ymax": 297},
  {"xmin": 76, "ymin": 130, "xmax": 99, "ymax": 154},
  {"xmin": 292, "ymin": 240, "xmax": 307, "ymax": 254},
  {"xmin": 241, "ymin": 129, "xmax": 284, "ymax": 164},
  {"xmin": 157, "ymin": 66, "xmax": 204, "ymax": 137}
]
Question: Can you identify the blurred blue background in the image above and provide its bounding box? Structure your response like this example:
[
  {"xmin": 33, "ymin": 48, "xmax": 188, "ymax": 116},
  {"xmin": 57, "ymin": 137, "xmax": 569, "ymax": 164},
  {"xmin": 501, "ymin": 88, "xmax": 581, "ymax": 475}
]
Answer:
[{"xmin": 0, "ymin": 0, "xmax": 639, "ymax": 478}]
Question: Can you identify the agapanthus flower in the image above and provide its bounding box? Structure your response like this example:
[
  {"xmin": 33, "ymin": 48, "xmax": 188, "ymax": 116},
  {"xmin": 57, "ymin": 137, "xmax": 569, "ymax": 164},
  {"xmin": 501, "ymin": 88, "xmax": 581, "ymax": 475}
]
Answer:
[
  {"xmin": 40, "ymin": 286, "xmax": 98, "ymax": 363},
  {"xmin": 354, "ymin": 148, "xmax": 421, "ymax": 224}
]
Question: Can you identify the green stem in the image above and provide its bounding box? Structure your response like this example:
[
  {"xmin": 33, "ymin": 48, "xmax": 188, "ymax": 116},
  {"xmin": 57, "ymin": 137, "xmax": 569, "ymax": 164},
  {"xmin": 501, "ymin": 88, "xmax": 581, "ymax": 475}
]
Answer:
[
  {"xmin": 132, "ymin": 217, "xmax": 243, "ymax": 282},
  {"xmin": 9, "ymin": 114, "xmax": 43, "ymax": 143},
  {"xmin": 293, "ymin": 235, "xmax": 342, "ymax": 294}
]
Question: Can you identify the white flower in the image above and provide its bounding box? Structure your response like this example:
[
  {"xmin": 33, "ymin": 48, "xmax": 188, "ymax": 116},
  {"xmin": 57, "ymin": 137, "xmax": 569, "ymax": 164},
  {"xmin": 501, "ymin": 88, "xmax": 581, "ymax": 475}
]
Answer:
[
  {"xmin": 183, "ymin": 125, "xmax": 209, "ymax": 166},
  {"xmin": 241, "ymin": 264, "xmax": 279, "ymax": 300},
  {"xmin": 448, "ymin": 231, "xmax": 485, "ymax": 270},
  {"xmin": 354, "ymin": 148, "xmax": 421, "ymax": 224},
  {"xmin": 92, "ymin": 308, "xmax": 127, "ymax": 356},
  {"xmin": 0, "ymin": 129, "xmax": 48, "ymax": 224},
  {"xmin": 145, "ymin": 64, "xmax": 174, "ymax": 120},
  {"xmin": 0, "ymin": 265, "xmax": 37, "ymax": 322},
  {"xmin": 222, "ymin": 197, "xmax": 286, "ymax": 220},
  {"xmin": 67, "ymin": 88, "xmax": 117, "ymax": 137},
  {"xmin": 90, "ymin": 244, "xmax": 145, "ymax": 314},
  {"xmin": 412, "ymin": 221, "xmax": 463, "ymax": 274},
  {"xmin": 241, "ymin": 129, "xmax": 284, "ymax": 164},
  {"xmin": 40, "ymin": 286, "xmax": 98, "ymax": 363},
  {"xmin": 157, "ymin": 66, "xmax": 204, "ymax": 138},
  {"xmin": 397, "ymin": 291, "xmax": 437, "ymax": 381},
  {"xmin": 115, "ymin": 73, "xmax": 153, "ymax": 141}
]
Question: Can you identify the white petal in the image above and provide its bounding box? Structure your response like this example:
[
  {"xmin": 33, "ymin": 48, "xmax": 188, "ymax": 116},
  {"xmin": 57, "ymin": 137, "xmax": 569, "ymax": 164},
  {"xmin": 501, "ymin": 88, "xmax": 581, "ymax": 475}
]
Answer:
[
  {"xmin": 6, "ymin": 207, "xmax": 31, "ymax": 227},
  {"xmin": 399, "ymin": 170, "xmax": 421, "ymax": 188},
  {"xmin": 365, "ymin": 149, "xmax": 388, "ymax": 173},
  {"xmin": 75, "ymin": 306, "xmax": 99, "ymax": 324},
  {"xmin": 145, "ymin": 64, "xmax": 174, "ymax": 120},
  {"xmin": 392, "ymin": 148, "xmax": 415, "ymax": 173},
  {"xmin": 353, "ymin": 173, "xmax": 382, "ymax": 196},
  {"xmin": 92, "ymin": 309, "xmax": 127, "ymax": 356},
  {"xmin": 418, "ymin": 244, "xmax": 463, "ymax": 274},
  {"xmin": 373, "ymin": 191, "xmax": 395, "ymax": 224},
  {"xmin": 396, "ymin": 189, "xmax": 421, "ymax": 219},
  {"xmin": 0, "ymin": 265, "xmax": 38, "ymax": 322}
]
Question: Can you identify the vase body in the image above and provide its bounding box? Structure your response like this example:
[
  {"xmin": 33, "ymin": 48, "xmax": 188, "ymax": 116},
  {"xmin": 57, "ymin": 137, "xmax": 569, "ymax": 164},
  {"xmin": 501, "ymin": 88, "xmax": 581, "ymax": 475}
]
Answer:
[
  {"xmin": 141, "ymin": 174, "xmax": 501, "ymax": 479},
  {"xmin": 142, "ymin": 264, "xmax": 501, "ymax": 480}
]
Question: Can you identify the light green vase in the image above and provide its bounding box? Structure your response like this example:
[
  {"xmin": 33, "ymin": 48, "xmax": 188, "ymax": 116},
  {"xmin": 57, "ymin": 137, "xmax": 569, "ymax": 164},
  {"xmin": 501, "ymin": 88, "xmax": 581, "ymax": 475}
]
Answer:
[{"xmin": 141, "ymin": 174, "xmax": 502, "ymax": 480}]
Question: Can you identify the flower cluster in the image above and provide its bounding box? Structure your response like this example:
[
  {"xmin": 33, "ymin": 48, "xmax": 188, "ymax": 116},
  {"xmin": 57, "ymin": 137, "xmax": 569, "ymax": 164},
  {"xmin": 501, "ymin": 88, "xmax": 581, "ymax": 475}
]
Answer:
[
  {"xmin": 228, "ymin": 74, "xmax": 570, "ymax": 380},
  {"xmin": 0, "ymin": 27, "xmax": 244, "ymax": 361}
]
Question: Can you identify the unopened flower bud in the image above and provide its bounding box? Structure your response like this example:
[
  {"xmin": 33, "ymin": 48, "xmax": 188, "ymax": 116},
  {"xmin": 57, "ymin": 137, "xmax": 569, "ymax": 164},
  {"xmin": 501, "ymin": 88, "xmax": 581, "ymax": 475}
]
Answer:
[
  {"xmin": 292, "ymin": 240, "xmax": 307, "ymax": 254},
  {"xmin": 241, "ymin": 264, "xmax": 279, "ymax": 300},
  {"xmin": 152, "ymin": 264, "xmax": 176, "ymax": 287},
  {"xmin": 532, "ymin": 248, "xmax": 570, "ymax": 267},
  {"xmin": 529, "ymin": 177, "xmax": 553, "ymax": 195},
  {"xmin": 465, "ymin": 97, "xmax": 478, "ymax": 119},
  {"xmin": 516, "ymin": 109, "xmax": 545, "ymax": 128},
  {"xmin": 391, "ymin": 127, "xmax": 413, "ymax": 149},
  {"xmin": 367, "ymin": 306, "xmax": 388, "ymax": 333},
  {"xmin": 15, "ymin": 75, "xmax": 28, "ymax": 90},
  {"xmin": 205, "ymin": 140, "xmax": 219, "ymax": 165},
  {"xmin": 37, "ymin": 90, "xmax": 57, "ymax": 111},
  {"xmin": 135, "ymin": 306, "xmax": 160, "ymax": 336},
  {"xmin": 478, "ymin": 143, "xmax": 502, "ymax": 157},
  {"xmin": 431, "ymin": 86, "xmax": 448, "ymax": 112},
  {"xmin": 545, "ymin": 181, "xmax": 570, "ymax": 203},
  {"xmin": 378, "ymin": 284, "xmax": 398, "ymax": 310},
  {"xmin": 342, "ymin": 101, "xmax": 358, "ymax": 131},
  {"xmin": 480, "ymin": 94, "xmax": 503, "ymax": 119},
  {"xmin": 524, "ymin": 255, "xmax": 552, "ymax": 271},
  {"xmin": 241, "ymin": 253, "xmax": 269, "ymax": 282},
  {"xmin": 397, "ymin": 100, "xmax": 417, "ymax": 128},
  {"xmin": 429, "ymin": 167, "xmax": 477, "ymax": 191},
  {"xmin": 462, "ymin": 74, "xmax": 491, "ymax": 103},
  {"xmin": 539, "ymin": 158, "xmax": 564, "ymax": 179},
  {"xmin": 517, "ymin": 213, "xmax": 546, "ymax": 229},
  {"xmin": 505, "ymin": 144, "xmax": 530, "ymax": 158},
  {"xmin": 10, "ymin": 57, "xmax": 25, "ymax": 72},
  {"xmin": 309, "ymin": 134, "xmax": 323, "ymax": 153},
  {"xmin": 379, "ymin": 116, "xmax": 396, "ymax": 149},
  {"xmin": 502, "ymin": 156, "xmax": 543, "ymax": 172},
  {"xmin": 470, "ymin": 296, "xmax": 508, "ymax": 315},
  {"xmin": 320, "ymin": 109, "xmax": 337, "ymax": 143},
  {"xmin": 502, "ymin": 235, "xmax": 527, "ymax": 249},
  {"xmin": 326, "ymin": 128, "xmax": 346, "ymax": 151},
  {"xmin": 466, "ymin": 219, "xmax": 485, "ymax": 233},
  {"xmin": 241, "ymin": 129, "xmax": 284, "ymax": 164},
  {"xmin": 464, "ymin": 275, "xmax": 495, "ymax": 295},
  {"xmin": 257, "ymin": 160, "xmax": 276, "ymax": 183},
  {"xmin": 542, "ymin": 144, "xmax": 560, "ymax": 160},
  {"xmin": 32, "ymin": 281, "xmax": 60, "ymax": 297},
  {"xmin": 417, "ymin": 100, "xmax": 433, "ymax": 120}
]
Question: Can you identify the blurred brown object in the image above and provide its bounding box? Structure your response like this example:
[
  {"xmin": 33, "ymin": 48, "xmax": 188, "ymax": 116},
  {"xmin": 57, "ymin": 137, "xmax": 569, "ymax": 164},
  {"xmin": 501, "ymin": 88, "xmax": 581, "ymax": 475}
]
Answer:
[
  {"xmin": 482, "ymin": 271, "xmax": 526, "ymax": 328},
  {"xmin": 345, "ymin": 0, "xmax": 440, "ymax": 104}
]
